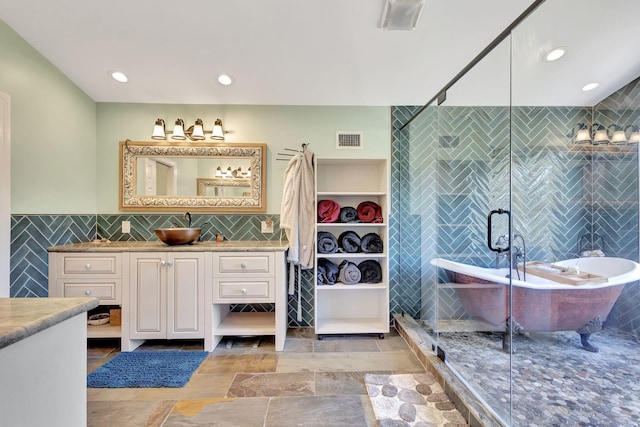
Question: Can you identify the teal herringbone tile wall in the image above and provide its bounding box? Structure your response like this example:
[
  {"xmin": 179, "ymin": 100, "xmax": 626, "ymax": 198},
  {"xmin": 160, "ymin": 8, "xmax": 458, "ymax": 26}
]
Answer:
[
  {"xmin": 391, "ymin": 77, "xmax": 640, "ymax": 334},
  {"xmin": 10, "ymin": 215, "xmax": 96, "ymax": 297}
]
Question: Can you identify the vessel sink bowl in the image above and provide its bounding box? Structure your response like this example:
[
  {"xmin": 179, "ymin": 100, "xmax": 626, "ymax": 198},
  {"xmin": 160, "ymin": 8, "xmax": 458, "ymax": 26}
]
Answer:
[{"xmin": 155, "ymin": 228, "xmax": 201, "ymax": 245}]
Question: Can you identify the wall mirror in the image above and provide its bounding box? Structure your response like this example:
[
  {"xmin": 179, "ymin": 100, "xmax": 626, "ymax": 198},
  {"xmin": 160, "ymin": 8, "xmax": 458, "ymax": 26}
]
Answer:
[{"xmin": 119, "ymin": 141, "xmax": 266, "ymax": 212}]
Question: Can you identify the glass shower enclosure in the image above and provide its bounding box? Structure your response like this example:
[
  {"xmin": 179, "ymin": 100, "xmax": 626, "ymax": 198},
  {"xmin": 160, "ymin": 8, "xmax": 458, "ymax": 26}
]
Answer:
[{"xmin": 395, "ymin": 1, "xmax": 640, "ymax": 425}]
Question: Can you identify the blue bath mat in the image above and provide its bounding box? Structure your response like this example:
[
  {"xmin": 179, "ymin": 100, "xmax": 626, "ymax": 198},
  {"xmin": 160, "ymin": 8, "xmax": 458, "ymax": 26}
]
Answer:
[{"xmin": 87, "ymin": 351, "xmax": 208, "ymax": 388}]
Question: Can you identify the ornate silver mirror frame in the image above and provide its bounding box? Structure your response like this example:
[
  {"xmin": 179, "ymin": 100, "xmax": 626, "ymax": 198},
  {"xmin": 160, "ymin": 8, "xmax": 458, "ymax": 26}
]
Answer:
[{"xmin": 119, "ymin": 140, "xmax": 266, "ymax": 212}]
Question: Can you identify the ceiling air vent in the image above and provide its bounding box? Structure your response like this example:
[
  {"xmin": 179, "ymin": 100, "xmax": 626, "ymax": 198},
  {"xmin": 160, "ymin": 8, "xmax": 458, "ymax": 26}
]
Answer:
[{"xmin": 336, "ymin": 131, "xmax": 363, "ymax": 149}]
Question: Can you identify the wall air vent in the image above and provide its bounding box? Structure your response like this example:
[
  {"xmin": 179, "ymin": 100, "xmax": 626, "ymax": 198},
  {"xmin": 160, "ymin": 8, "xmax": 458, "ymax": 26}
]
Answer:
[{"xmin": 336, "ymin": 131, "xmax": 363, "ymax": 149}]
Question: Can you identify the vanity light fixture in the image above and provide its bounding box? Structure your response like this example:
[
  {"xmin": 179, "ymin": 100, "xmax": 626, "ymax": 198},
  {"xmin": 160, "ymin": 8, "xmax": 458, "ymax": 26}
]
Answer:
[
  {"xmin": 592, "ymin": 124, "xmax": 609, "ymax": 145},
  {"xmin": 609, "ymin": 124, "xmax": 627, "ymax": 145},
  {"xmin": 569, "ymin": 123, "xmax": 591, "ymax": 144},
  {"xmin": 626, "ymin": 125, "xmax": 640, "ymax": 144},
  {"xmin": 171, "ymin": 119, "xmax": 187, "ymax": 140},
  {"xmin": 150, "ymin": 118, "xmax": 228, "ymax": 141}
]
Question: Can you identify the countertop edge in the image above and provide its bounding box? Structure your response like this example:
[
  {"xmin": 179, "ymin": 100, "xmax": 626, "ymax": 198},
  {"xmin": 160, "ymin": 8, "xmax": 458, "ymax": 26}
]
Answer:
[
  {"xmin": 0, "ymin": 298, "xmax": 100, "ymax": 350},
  {"xmin": 47, "ymin": 240, "xmax": 289, "ymax": 252}
]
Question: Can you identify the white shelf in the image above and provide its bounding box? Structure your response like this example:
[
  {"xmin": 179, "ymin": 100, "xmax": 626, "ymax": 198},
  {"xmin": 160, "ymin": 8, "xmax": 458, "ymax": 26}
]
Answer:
[
  {"xmin": 317, "ymin": 191, "xmax": 386, "ymax": 197},
  {"xmin": 317, "ymin": 283, "xmax": 386, "ymax": 290},
  {"xmin": 317, "ymin": 252, "xmax": 387, "ymax": 258},
  {"xmin": 316, "ymin": 223, "xmax": 386, "ymax": 227},
  {"xmin": 315, "ymin": 318, "xmax": 388, "ymax": 335},
  {"xmin": 87, "ymin": 324, "xmax": 121, "ymax": 339},
  {"xmin": 314, "ymin": 157, "xmax": 390, "ymax": 337},
  {"xmin": 213, "ymin": 312, "xmax": 276, "ymax": 336}
]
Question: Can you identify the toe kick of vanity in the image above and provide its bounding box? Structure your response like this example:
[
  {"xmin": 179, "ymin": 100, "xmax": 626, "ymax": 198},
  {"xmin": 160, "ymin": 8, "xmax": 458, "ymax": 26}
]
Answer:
[{"xmin": 48, "ymin": 241, "xmax": 288, "ymax": 352}]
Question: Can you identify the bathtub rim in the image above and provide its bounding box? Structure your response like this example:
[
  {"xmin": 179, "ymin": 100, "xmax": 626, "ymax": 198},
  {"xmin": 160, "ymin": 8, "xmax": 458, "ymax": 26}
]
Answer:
[{"xmin": 431, "ymin": 257, "xmax": 640, "ymax": 290}]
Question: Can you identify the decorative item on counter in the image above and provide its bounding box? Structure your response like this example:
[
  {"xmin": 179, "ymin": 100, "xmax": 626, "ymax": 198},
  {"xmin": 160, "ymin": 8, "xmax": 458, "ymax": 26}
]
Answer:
[
  {"xmin": 317, "ymin": 231, "xmax": 338, "ymax": 254},
  {"xmin": 358, "ymin": 259, "xmax": 383, "ymax": 283},
  {"xmin": 87, "ymin": 313, "xmax": 110, "ymax": 326},
  {"xmin": 318, "ymin": 199, "xmax": 340, "ymax": 223},
  {"xmin": 338, "ymin": 230, "xmax": 361, "ymax": 253},
  {"xmin": 357, "ymin": 201, "xmax": 383, "ymax": 223},
  {"xmin": 361, "ymin": 232, "xmax": 384, "ymax": 253},
  {"xmin": 338, "ymin": 260, "xmax": 362, "ymax": 285},
  {"xmin": 339, "ymin": 206, "xmax": 360, "ymax": 223},
  {"xmin": 317, "ymin": 258, "xmax": 340, "ymax": 285}
]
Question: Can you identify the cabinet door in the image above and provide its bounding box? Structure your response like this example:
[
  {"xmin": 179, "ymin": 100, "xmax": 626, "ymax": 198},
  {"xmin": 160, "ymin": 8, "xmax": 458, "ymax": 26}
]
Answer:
[
  {"xmin": 167, "ymin": 253, "xmax": 204, "ymax": 339},
  {"xmin": 130, "ymin": 253, "xmax": 166, "ymax": 339}
]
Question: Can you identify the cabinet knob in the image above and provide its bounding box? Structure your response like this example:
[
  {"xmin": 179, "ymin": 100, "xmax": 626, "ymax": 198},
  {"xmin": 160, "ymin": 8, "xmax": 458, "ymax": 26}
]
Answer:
[
  {"xmin": 241, "ymin": 262, "xmax": 247, "ymax": 269},
  {"xmin": 84, "ymin": 290, "xmax": 91, "ymax": 296},
  {"xmin": 85, "ymin": 263, "xmax": 91, "ymax": 270},
  {"xmin": 161, "ymin": 260, "xmax": 166, "ymax": 267},
  {"xmin": 241, "ymin": 288, "xmax": 247, "ymax": 294},
  {"xmin": 167, "ymin": 260, "xmax": 174, "ymax": 267}
]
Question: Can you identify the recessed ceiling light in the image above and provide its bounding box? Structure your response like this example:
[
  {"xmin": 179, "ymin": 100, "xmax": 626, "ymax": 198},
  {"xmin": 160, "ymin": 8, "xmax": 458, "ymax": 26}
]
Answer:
[
  {"xmin": 109, "ymin": 70, "xmax": 128, "ymax": 83},
  {"xmin": 582, "ymin": 82, "xmax": 599, "ymax": 92},
  {"xmin": 217, "ymin": 74, "xmax": 234, "ymax": 86},
  {"xmin": 542, "ymin": 47, "xmax": 566, "ymax": 62}
]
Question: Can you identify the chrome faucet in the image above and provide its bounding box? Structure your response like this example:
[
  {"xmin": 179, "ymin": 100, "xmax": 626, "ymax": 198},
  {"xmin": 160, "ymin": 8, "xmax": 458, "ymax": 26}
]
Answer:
[
  {"xmin": 183, "ymin": 212, "xmax": 192, "ymax": 228},
  {"xmin": 512, "ymin": 233, "xmax": 526, "ymax": 281}
]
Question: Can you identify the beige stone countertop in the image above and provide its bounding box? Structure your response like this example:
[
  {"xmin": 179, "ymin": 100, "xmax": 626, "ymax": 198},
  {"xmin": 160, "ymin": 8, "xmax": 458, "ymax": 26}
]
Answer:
[
  {"xmin": 48, "ymin": 239, "xmax": 289, "ymax": 252},
  {"xmin": 0, "ymin": 297, "xmax": 99, "ymax": 349}
]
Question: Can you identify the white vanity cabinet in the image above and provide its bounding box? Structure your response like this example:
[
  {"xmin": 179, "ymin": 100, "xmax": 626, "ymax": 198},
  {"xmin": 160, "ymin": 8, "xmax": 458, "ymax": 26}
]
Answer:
[
  {"xmin": 206, "ymin": 250, "xmax": 287, "ymax": 351},
  {"xmin": 48, "ymin": 241, "xmax": 288, "ymax": 352},
  {"xmin": 129, "ymin": 252, "xmax": 204, "ymax": 342},
  {"xmin": 48, "ymin": 252, "xmax": 124, "ymax": 339}
]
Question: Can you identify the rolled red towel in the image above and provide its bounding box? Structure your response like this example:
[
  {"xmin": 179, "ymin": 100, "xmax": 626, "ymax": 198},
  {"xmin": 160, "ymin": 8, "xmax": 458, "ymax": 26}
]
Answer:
[
  {"xmin": 357, "ymin": 201, "xmax": 383, "ymax": 223},
  {"xmin": 318, "ymin": 200, "xmax": 340, "ymax": 223}
]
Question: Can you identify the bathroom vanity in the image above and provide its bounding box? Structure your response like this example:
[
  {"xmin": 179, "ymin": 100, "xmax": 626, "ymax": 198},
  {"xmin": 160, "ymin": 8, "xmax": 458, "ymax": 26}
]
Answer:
[{"xmin": 48, "ymin": 240, "xmax": 288, "ymax": 351}]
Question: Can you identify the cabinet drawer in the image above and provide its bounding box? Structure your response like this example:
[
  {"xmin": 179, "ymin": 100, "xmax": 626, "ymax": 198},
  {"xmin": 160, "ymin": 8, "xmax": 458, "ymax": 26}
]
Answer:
[
  {"xmin": 60, "ymin": 254, "xmax": 120, "ymax": 276},
  {"xmin": 214, "ymin": 279, "xmax": 274, "ymax": 303},
  {"xmin": 60, "ymin": 281, "xmax": 120, "ymax": 304},
  {"xmin": 214, "ymin": 253, "xmax": 274, "ymax": 275}
]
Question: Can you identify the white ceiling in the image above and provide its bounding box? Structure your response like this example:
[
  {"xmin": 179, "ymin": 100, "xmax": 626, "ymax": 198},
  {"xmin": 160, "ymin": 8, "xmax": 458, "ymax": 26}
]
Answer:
[{"xmin": 1, "ymin": 0, "xmax": 639, "ymax": 107}]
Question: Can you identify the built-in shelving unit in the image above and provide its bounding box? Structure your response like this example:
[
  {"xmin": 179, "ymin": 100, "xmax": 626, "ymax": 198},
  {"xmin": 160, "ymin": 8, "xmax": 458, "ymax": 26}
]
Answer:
[{"xmin": 314, "ymin": 158, "xmax": 390, "ymax": 339}]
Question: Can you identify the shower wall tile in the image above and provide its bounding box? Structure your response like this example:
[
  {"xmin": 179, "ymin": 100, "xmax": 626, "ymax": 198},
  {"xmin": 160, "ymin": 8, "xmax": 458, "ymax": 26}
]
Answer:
[{"xmin": 392, "ymin": 77, "xmax": 640, "ymax": 331}]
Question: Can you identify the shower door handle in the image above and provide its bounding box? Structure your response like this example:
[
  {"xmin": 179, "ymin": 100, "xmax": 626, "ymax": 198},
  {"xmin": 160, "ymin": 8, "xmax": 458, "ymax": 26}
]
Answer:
[{"xmin": 487, "ymin": 209, "xmax": 510, "ymax": 252}]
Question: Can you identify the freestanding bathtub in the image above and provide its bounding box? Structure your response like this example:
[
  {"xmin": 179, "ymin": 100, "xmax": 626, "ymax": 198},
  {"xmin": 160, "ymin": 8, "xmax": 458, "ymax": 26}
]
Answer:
[{"xmin": 431, "ymin": 257, "xmax": 640, "ymax": 352}]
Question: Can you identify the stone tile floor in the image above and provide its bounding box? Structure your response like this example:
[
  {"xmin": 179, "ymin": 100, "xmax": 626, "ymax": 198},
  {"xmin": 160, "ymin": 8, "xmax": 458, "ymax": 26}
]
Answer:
[
  {"xmin": 436, "ymin": 327, "xmax": 640, "ymax": 427},
  {"xmin": 87, "ymin": 328, "xmax": 465, "ymax": 427}
]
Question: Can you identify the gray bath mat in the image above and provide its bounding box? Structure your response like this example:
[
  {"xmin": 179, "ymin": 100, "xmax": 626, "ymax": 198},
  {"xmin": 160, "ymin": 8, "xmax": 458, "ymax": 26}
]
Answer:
[{"xmin": 364, "ymin": 373, "xmax": 467, "ymax": 426}]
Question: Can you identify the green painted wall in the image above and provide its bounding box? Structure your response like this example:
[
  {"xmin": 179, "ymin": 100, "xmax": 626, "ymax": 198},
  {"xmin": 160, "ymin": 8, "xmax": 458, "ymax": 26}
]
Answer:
[
  {"xmin": 0, "ymin": 19, "xmax": 97, "ymax": 214},
  {"xmin": 96, "ymin": 104, "xmax": 391, "ymax": 214},
  {"xmin": 1, "ymin": 19, "xmax": 391, "ymax": 215}
]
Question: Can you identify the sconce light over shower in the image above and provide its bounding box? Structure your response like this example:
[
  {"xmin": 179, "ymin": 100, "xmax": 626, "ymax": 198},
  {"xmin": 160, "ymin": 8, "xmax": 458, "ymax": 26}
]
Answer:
[
  {"xmin": 569, "ymin": 122, "xmax": 639, "ymax": 149},
  {"xmin": 151, "ymin": 118, "xmax": 228, "ymax": 141}
]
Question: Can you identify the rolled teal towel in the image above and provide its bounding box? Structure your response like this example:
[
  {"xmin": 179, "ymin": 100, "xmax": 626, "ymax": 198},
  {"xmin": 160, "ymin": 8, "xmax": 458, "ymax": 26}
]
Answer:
[
  {"xmin": 338, "ymin": 230, "xmax": 361, "ymax": 253},
  {"xmin": 317, "ymin": 258, "xmax": 339, "ymax": 285},
  {"xmin": 358, "ymin": 259, "xmax": 382, "ymax": 283},
  {"xmin": 338, "ymin": 260, "xmax": 361, "ymax": 285},
  {"xmin": 339, "ymin": 206, "xmax": 359, "ymax": 223},
  {"xmin": 317, "ymin": 231, "xmax": 338, "ymax": 254},
  {"xmin": 361, "ymin": 233, "xmax": 383, "ymax": 253}
]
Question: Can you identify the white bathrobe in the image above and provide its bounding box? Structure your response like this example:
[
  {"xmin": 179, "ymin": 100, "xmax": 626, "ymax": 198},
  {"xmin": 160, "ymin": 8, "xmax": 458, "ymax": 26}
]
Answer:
[{"xmin": 280, "ymin": 149, "xmax": 315, "ymax": 320}]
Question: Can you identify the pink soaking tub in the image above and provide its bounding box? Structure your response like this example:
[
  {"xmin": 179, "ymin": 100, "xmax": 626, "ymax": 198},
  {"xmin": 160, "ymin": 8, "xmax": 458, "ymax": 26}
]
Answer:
[{"xmin": 431, "ymin": 257, "xmax": 640, "ymax": 352}]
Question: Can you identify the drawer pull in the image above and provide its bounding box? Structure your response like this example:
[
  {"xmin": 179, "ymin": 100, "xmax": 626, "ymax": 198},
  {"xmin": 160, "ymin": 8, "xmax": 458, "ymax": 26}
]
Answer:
[
  {"xmin": 85, "ymin": 263, "xmax": 92, "ymax": 270},
  {"xmin": 241, "ymin": 262, "xmax": 248, "ymax": 269},
  {"xmin": 241, "ymin": 288, "xmax": 247, "ymax": 294},
  {"xmin": 84, "ymin": 290, "xmax": 92, "ymax": 296}
]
